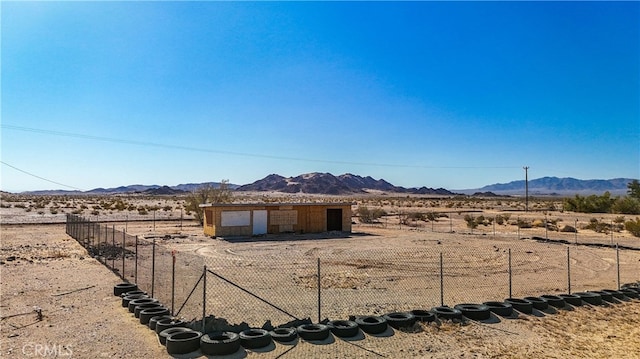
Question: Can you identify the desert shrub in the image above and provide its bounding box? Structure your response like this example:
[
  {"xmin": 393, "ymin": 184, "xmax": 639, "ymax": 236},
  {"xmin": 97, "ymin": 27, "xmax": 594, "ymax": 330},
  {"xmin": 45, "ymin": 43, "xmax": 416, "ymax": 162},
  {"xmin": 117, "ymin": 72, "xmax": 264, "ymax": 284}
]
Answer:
[
  {"xmin": 561, "ymin": 225, "xmax": 577, "ymax": 233},
  {"xmin": 516, "ymin": 219, "xmax": 532, "ymax": 228},
  {"xmin": 357, "ymin": 206, "xmax": 386, "ymax": 224},
  {"xmin": 163, "ymin": 205, "xmax": 173, "ymax": 211},
  {"xmin": 563, "ymin": 192, "xmax": 614, "ymax": 213},
  {"xmin": 464, "ymin": 214, "xmax": 478, "ymax": 229},
  {"xmin": 611, "ymin": 197, "xmax": 640, "ymax": 215},
  {"xmin": 624, "ymin": 218, "xmax": 640, "ymax": 237},
  {"xmin": 495, "ymin": 215, "xmax": 505, "ymax": 225},
  {"xmin": 138, "ymin": 207, "xmax": 148, "ymax": 215}
]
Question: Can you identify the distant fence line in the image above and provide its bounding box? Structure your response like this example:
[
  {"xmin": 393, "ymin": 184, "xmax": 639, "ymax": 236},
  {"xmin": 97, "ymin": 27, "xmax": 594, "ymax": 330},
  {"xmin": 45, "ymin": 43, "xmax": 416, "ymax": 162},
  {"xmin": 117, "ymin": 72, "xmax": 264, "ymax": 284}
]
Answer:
[{"xmin": 65, "ymin": 214, "xmax": 640, "ymax": 331}]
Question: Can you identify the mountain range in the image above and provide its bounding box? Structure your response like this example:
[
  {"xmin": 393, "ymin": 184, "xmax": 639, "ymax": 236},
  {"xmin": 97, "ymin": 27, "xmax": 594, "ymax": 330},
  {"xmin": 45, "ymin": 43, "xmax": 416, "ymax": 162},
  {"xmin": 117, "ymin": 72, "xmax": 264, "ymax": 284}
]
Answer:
[{"xmin": 12, "ymin": 173, "xmax": 637, "ymax": 196}]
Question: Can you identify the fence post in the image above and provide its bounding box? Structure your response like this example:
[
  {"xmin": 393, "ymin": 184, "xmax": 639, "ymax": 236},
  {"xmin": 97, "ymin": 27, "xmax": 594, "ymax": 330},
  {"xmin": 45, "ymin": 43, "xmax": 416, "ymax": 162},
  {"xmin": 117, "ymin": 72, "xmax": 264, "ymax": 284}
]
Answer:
[
  {"xmin": 567, "ymin": 246, "xmax": 571, "ymax": 294},
  {"xmin": 317, "ymin": 258, "xmax": 321, "ymax": 323},
  {"xmin": 135, "ymin": 236, "xmax": 138, "ymax": 285},
  {"xmin": 202, "ymin": 265, "xmax": 207, "ymax": 333},
  {"xmin": 112, "ymin": 225, "xmax": 115, "ymax": 270},
  {"xmin": 122, "ymin": 230, "xmax": 126, "ymax": 280},
  {"xmin": 440, "ymin": 252, "xmax": 444, "ymax": 306},
  {"xmin": 616, "ymin": 243, "xmax": 620, "ymax": 290},
  {"xmin": 151, "ymin": 238, "xmax": 156, "ymax": 298},
  {"xmin": 172, "ymin": 249, "xmax": 176, "ymax": 316},
  {"xmin": 508, "ymin": 248, "xmax": 512, "ymax": 298}
]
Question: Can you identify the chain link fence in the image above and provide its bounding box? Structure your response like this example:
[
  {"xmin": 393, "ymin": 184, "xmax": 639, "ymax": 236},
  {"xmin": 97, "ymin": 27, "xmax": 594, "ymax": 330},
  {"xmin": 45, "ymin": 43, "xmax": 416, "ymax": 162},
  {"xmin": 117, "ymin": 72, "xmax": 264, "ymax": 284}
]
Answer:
[{"xmin": 66, "ymin": 214, "xmax": 640, "ymax": 331}]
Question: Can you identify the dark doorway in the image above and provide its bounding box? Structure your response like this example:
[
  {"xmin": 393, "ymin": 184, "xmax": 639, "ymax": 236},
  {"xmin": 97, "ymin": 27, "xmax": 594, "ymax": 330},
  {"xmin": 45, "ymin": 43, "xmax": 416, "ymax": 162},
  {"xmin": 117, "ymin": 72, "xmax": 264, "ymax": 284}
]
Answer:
[{"xmin": 326, "ymin": 209, "xmax": 343, "ymax": 231}]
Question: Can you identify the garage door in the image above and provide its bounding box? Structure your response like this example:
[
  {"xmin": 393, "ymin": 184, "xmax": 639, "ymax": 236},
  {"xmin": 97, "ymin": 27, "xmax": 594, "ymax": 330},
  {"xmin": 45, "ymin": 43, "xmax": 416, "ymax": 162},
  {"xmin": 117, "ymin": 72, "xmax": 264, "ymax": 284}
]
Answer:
[{"xmin": 252, "ymin": 210, "xmax": 267, "ymax": 235}]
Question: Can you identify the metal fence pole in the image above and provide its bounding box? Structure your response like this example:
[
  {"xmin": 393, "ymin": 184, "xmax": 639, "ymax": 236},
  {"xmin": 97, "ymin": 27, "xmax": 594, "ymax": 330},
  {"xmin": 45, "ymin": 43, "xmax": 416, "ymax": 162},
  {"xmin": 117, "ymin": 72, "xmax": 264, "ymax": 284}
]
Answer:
[
  {"xmin": 440, "ymin": 252, "xmax": 444, "ymax": 306},
  {"xmin": 202, "ymin": 265, "xmax": 207, "ymax": 333},
  {"xmin": 111, "ymin": 225, "xmax": 115, "ymax": 270},
  {"xmin": 508, "ymin": 248, "xmax": 512, "ymax": 298},
  {"xmin": 122, "ymin": 230, "xmax": 126, "ymax": 280},
  {"xmin": 567, "ymin": 246, "xmax": 571, "ymax": 294},
  {"xmin": 135, "ymin": 236, "xmax": 138, "ymax": 285},
  {"xmin": 317, "ymin": 258, "xmax": 321, "ymax": 323},
  {"xmin": 172, "ymin": 250, "xmax": 176, "ymax": 316},
  {"xmin": 616, "ymin": 243, "xmax": 620, "ymax": 290},
  {"xmin": 151, "ymin": 238, "xmax": 156, "ymax": 298}
]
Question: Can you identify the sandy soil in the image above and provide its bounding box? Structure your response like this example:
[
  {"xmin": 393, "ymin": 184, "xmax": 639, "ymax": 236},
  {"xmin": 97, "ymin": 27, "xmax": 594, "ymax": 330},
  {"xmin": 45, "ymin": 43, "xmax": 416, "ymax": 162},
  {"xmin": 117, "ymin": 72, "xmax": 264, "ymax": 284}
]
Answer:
[{"xmin": 2, "ymin": 196, "xmax": 640, "ymax": 358}]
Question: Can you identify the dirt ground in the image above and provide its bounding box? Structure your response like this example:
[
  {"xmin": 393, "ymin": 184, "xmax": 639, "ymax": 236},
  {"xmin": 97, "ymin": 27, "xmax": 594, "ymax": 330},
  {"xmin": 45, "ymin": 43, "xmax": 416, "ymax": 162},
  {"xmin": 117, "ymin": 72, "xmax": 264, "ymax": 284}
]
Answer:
[{"xmin": 2, "ymin": 195, "xmax": 640, "ymax": 358}]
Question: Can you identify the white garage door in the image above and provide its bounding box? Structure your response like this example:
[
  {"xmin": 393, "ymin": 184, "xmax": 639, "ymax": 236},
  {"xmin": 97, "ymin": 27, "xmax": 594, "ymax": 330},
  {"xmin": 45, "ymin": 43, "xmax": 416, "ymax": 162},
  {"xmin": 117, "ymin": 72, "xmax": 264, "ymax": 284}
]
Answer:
[{"xmin": 252, "ymin": 210, "xmax": 267, "ymax": 235}]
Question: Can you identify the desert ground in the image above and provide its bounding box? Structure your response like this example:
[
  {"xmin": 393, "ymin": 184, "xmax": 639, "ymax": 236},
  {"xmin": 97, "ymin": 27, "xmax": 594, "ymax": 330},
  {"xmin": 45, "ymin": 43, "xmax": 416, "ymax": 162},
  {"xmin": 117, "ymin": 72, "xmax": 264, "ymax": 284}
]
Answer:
[{"xmin": 1, "ymin": 193, "xmax": 640, "ymax": 358}]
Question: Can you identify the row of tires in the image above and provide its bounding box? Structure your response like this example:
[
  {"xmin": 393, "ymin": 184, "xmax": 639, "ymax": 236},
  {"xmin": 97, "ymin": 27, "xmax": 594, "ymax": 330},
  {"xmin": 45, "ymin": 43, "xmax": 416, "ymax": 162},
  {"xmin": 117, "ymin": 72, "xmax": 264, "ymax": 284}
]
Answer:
[{"xmin": 114, "ymin": 282, "xmax": 640, "ymax": 355}]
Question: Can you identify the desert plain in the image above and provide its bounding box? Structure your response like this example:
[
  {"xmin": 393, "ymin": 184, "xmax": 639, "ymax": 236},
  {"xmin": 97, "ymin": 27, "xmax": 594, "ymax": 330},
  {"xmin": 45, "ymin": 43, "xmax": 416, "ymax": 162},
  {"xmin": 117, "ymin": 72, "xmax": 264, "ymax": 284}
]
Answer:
[{"xmin": 1, "ymin": 192, "xmax": 639, "ymax": 358}]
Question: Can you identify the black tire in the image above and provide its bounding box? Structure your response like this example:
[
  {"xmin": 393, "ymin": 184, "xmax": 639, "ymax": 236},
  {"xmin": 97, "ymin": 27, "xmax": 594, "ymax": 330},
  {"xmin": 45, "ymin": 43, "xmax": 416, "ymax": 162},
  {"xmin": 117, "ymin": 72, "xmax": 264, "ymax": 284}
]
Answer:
[
  {"xmin": 149, "ymin": 315, "xmax": 173, "ymax": 331},
  {"xmin": 382, "ymin": 312, "xmax": 417, "ymax": 329},
  {"xmin": 269, "ymin": 327, "xmax": 298, "ymax": 343},
  {"xmin": 559, "ymin": 294, "xmax": 582, "ymax": 306},
  {"xmin": 504, "ymin": 298, "xmax": 533, "ymax": 314},
  {"xmin": 140, "ymin": 307, "xmax": 170, "ymax": 325},
  {"xmin": 134, "ymin": 303, "xmax": 163, "ymax": 318},
  {"xmin": 483, "ymin": 301, "xmax": 514, "ymax": 317},
  {"xmin": 574, "ymin": 292, "xmax": 603, "ymax": 306},
  {"xmin": 524, "ymin": 296, "xmax": 549, "ymax": 310},
  {"xmin": 592, "ymin": 290, "xmax": 614, "ymax": 302},
  {"xmin": 621, "ymin": 282, "xmax": 639, "ymax": 289},
  {"xmin": 114, "ymin": 283, "xmax": 137, "ymax": 296},
  {"xmin": 454, "ymin": 304, "xmax": 491, "ymax": 321},
  {"xmin": 128, "ymin": 298, "xmax": 158, "ymax": 313},
  {"xmin": 239, "ymin": 328, "xmax": 271, "ymax": 349},
  {"xmin": 621, "ymin": 289, "xmax": 639, "ymax": 299},
  {"xmin": 410, "ymin": 309, "xmax": 435, "ymax": 323},
  {"xmin": 158, "ymin": 327, "xmax": 192, "ymax": 346},
  {"xmin": 166, "ymin": 330, "xmax": 202, "ymax": 355},
  {"xmin": 540, "ymin": 295, "xmax": 566, "ymax": 308},
  {"xmin": 354, "ymin": 316, "xmax": 388, "ymax": 334},
  {"xmin": 327, "ymin": 320, "xmax": 359, "ymax": 338},
  {"xmin": 603, "ymin": 289, "xmax": 625, "ymax": 300},
  {"xmin": 297, "ymin": 324, "xmax": 330, "ymax": 341},
  {"xmin": 120, "ymin": 290, "xmax": 146, "ymax": 298},
  {"xmin": 122, "ymin": 294, "xmax": 148, "ymax": 308},
  {"xmin": 201, "ymin": 332, "xmax": 241, "ymax": 355},
  {"xmin": 155, "ymin": 318, "xmax": 188, "ymax": 334},
  {"xmin": 430, "ymin": 306, "xmax": 462, "ymax": 321}
]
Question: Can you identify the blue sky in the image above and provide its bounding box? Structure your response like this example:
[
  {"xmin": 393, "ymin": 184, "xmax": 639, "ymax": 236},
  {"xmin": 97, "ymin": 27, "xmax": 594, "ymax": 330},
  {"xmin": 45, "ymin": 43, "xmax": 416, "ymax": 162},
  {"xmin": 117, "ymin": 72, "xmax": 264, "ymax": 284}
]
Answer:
[{"xmin": 2, "ymin": 1, "xmax": 639, "ymax": 192}]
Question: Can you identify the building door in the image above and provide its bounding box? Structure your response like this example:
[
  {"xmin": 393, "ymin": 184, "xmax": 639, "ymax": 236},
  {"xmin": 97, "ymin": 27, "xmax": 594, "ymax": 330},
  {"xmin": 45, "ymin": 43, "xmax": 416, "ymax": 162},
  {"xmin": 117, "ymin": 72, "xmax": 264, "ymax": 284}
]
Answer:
[
  {"xmin": 252, "ymin": 210, "xmax": 267, "ymax": 235},
  {"xmin": 326, "ymin": 209, "xmax": 343, "ymax": 231}
]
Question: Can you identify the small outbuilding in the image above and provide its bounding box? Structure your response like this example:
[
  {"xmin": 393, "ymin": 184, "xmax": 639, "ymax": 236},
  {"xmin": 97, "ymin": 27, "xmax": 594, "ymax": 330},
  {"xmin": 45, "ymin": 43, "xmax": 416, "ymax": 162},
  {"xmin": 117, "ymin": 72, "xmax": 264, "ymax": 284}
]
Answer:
[{"xmin": 199, "ymin": 202, "xmax": 353, "ymax": 237}]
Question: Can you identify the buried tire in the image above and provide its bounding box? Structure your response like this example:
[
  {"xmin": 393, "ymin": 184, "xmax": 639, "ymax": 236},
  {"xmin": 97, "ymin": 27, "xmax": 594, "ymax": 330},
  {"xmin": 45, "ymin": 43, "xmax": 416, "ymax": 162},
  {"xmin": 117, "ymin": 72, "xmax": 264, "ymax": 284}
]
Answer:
[
  {"xmin": 383, "ymin": 312, "xmax": 417, "ymax": 329},
  {"xmin": 430, "ymin": 306, "xmax": 463, "ymax": 321},
  {"xmin": 114, "ymin": 283, "xmax": 137, "ymax": 296},
  {"xmin": 524, "ymin": 296, "xmax": 548, "ymax": 310},
  {"xmin": 454, "ymin": 304, "xmax": 491, "ymax": 321},
  {"xmin": 540, "ymin": 295, "xmax": 566, "ymax": 308},
  {"xmin": 149, "ymin": 315, "xmax": 173, "ymax": 331},
  {"xmin": 269, "ymin": 327, "xmax": 298, "ymax": 343},
  {"xmin": 166, "ymin": 330, "xmax": 202, "ymax": 355},
  {"xmin": 155, "ymin": 318, "xmax": 188, "ymax": 334},
  {"xmin": 483, "ymin": 301, "xmax": 514, "ymax": 317},
  {"xmin": 158, "ymin": 327, "xmax": 192, "ymax": 346},
  {"xmin": 121, "ymin": 294, "xmax": 147, "ymax": 308},
  {"xmin": 354, "ymin": 316, "xmax": 387, "ymax": 335},
  {"xmin": 201, "ymin": 332, "xmax": 241, "ymax": 356},
  {"xmin": 410, "ymin": 309, "xmax": 435, "ymax": 323},
  {"xmin": 239, "ymin": 328, "xmax": 272, "ymax": 349},
  {"xmin": 505, "ymin": 298, "xmax": 533, "ymax": 314},
  {"xmin": 128, "ymin": 298, "xmax": 158, "ymax": 313},
  {"xmin": 327, "ymin": 320, "xmax": 359, "ymax": 338},
  {"xmin": 139, "ymin": 307, "xmax": 170, "ymax": 325},
  {"xmin": 574, "ymin": 292, "xmax": 603, "ymax": 306},
  {"xmin": 559, "ymin": 294, "xmax": 583, "ymax": 306},
  {"xmin": 297, "ymin": 324, "xmax": 331, "ymax": 341}
]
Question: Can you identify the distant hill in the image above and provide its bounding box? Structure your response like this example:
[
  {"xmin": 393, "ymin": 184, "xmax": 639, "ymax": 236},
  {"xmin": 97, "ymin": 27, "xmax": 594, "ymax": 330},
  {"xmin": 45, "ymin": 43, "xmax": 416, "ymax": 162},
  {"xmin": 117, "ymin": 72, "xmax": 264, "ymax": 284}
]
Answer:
[
  {"xmin": 237, "ymin": 172, "xmax": 456, "ymax": 195},
  {"xmin": 20, "ymin": 182, "xmax": 237, "ymax": 196},
  {"xmin": 465, "ymin": 177, "xmax": 636, "ymax": 196}
]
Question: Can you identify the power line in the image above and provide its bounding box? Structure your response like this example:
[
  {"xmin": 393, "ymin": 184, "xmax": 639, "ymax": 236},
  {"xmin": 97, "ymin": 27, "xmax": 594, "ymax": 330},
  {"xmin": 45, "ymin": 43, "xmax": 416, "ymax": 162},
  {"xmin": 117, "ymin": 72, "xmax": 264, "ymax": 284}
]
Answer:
[
  {"xmin": 0, "ymin": 161, "xmax": 84, "ymax": 191},
  {"xmin": 1, "ymin": 124, "xmax": 521, "ymax": 170}
]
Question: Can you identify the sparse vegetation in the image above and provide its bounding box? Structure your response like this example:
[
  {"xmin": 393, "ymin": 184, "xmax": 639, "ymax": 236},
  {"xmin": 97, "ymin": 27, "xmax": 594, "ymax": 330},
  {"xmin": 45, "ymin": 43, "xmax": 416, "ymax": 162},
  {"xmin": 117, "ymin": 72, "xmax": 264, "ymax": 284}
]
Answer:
[
  {"xmin": 183, "ymin": 180, "xmax": 233, "ymax": 225},
  {"xmin": 357, "ymin": 205, "xmax": 386, "ymax": 224}
]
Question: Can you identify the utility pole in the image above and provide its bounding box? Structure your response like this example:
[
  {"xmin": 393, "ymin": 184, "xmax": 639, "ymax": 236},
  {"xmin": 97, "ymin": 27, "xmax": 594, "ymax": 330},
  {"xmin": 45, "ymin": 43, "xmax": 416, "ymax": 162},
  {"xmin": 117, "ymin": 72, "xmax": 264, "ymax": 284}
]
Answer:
[{"xmin": 523, "ymin": 166, "xmax": 529, "ymax": 212}]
